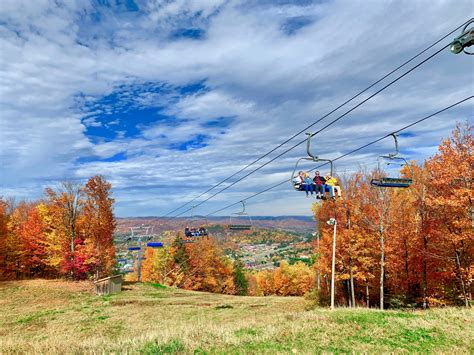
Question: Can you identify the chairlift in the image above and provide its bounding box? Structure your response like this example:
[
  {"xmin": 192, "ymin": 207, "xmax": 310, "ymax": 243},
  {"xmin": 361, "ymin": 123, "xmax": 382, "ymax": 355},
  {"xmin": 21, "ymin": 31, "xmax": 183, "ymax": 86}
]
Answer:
[
  {"xmin": 146, "ymin": 242, "xmax": 163, "ymax": 248},
  {"xmin": 229, "ymin": 201, "xmax": 252, "ymax": 231},
  {"xmin": 184, "ymin": 205, "xmax": 209, "ymax": 238},
  {"xmin": 144, "ymin": 229, "xmax": 165, "ymax": 248},
  {"xmin": 291, "ymin": 132, "xmax": 338, "ymax": 199},
  {"xmin": 184, "ymin": 226, "xmax": 209, "ymax": 238},
  {"xmin": 450, "ymin": 19, "xmax": 474, "ymax": 55},
  {"xmin": 371, "ymin": 134, "xmax": 413, "ymax": 188}
]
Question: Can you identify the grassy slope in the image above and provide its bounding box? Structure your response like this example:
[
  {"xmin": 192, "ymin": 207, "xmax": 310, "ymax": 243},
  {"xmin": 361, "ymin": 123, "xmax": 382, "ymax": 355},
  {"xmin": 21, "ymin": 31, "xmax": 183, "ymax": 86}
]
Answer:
[{"xmin": 0, "ymin": 280, "xmax": 472, "ymax": 354}]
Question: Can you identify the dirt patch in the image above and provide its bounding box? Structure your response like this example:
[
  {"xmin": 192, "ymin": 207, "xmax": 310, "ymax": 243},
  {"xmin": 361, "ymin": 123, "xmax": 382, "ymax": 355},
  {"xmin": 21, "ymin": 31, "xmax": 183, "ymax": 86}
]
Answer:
[{"xmin": 111, "ymin": 300, "xmax": 158, "ymax": 307}]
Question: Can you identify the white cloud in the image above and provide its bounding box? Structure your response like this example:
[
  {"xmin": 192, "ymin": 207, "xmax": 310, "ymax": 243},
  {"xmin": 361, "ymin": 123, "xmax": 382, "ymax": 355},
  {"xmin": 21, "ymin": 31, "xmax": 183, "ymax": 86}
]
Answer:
[{"xmin": 0, "ymin": 0, "xmax": 472, "ymax": 217}]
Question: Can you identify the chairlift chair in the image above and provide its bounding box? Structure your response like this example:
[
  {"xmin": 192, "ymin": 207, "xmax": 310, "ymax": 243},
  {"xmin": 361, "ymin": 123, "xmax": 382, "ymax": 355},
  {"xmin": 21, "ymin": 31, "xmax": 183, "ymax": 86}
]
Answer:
[
  {"xmin": 145, "ymin": 229, "xmax": 165, "ymax": 248},
  {"xmin": 291, "ymin": 132, "xmax": 337, "ymax": 198},
  {"xmin": 229, "ymin": 201, "xmax": 252, "ymax": 231},
  {"xmin": 371, "ymin": 134, "xmax": 413, "ymax": 188},
  {"xmin": 146, "ymin": 242, "xmax": 163, "ymax": 248},
  {"xmin": 184, "ymin": 205, "xmax": 209, "ymax": 238}
]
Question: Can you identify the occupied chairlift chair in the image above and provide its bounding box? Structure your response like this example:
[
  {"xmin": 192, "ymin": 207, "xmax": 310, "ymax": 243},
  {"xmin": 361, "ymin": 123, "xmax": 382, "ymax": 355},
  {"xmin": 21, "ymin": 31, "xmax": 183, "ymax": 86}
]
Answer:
[
  {"xmin": 229, "ymin": 200, "xmax": 252, "ymax": 231},
  {"xmin": 370, "ymin": 133, "xmax": 413, "ymax": 188},
  {"xmin": 184, "ymin": 206, "xmax": 209, "ymax": 240},
  {"xmin": 291, "ymin": 132, "xmax": 336, "ymax": 198}
]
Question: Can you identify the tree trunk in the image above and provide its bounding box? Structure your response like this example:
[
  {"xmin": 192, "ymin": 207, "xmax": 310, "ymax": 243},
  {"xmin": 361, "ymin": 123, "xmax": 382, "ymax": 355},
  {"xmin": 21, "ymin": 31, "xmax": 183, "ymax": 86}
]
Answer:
[
  {"xmin": 404, "ymin": 238, "xmax": 409, "ymax": 295},
  {"xmin": 324, "ymin": 274, "xmax": 330, "ymax": 293},
  {"xmin": 422, "ymin": 233, "xmax": 428, "ymax": 309},
  {"xmin": 366, "ymin": 283, "xmax": 370, "ymax": 308},
  {"xmin": 455, "ymin": 250, "xmax": 470, "ymax": 308},
  {"xmin": 349, "ymin": 257, "xmax": 356, "ymax": 307}
]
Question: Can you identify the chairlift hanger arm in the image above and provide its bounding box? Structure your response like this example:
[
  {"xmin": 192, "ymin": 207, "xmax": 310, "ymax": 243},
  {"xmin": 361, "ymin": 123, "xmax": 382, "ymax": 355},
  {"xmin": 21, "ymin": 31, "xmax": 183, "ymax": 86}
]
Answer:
[
  {"xmin": 388, "ymin": 133, "xmax": 400, "ymax": 158},
  {"xmin": 229, "ymin": 200, "xmax": 252, "ymax": 230},
  {"xmin": 451, "ymin": 20, "xmax": 474, "ymax": 54},
  {"xmin": 305, "ymin": 132, "xmax": 334, "ymax": 175},
  {"xmin": 238, "ymin": 200, "xmax": 247, "ymax": 215}
]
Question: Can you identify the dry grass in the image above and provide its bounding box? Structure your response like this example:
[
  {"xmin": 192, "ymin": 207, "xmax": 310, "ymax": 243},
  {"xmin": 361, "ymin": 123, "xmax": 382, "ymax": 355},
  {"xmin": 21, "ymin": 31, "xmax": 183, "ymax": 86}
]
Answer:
[{"xmin": 0, "ymin": 280, "xmax": 472, "ymax": 354}]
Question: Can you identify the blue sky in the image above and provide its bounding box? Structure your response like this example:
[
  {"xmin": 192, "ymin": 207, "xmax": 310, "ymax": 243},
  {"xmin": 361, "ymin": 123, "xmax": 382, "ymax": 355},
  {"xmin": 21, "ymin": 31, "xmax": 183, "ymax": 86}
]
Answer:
[{"xmin": 0, "ymin": 0, "xmax": 472, "ymax": 217}]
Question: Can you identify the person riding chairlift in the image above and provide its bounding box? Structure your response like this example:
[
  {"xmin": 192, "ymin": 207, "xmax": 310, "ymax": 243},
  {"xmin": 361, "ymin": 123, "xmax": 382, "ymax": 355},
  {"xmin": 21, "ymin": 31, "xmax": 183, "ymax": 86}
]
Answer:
[
  {"xmin": 185, "ymin": 227, "xmax": 192, "ymax": 237},
  {"xmin": 325, "ymin": 175, "xmax": 342, "ymax": 199},
  {"xmin": 303, "ymin": 172, "xmax": 315, "ymax": 197},
  {"xmin": 292, "ymin": 171, "xmax": 304, "ymax": 190},
  {"xmin": 313, "ymin": 171, "xmax": 327, "ymax": 199}
]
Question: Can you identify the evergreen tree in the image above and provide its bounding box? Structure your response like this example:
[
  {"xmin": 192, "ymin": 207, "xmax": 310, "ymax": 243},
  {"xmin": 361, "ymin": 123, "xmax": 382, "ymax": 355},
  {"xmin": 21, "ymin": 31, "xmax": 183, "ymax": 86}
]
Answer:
[{"xmin": 233, "ymin": 259, "xmax": 248, "ymax": 296}]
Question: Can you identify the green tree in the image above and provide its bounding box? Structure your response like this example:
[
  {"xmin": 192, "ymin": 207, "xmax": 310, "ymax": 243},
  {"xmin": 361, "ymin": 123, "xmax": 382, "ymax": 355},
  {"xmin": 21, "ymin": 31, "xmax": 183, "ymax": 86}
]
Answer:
[{"xmin": 233, "ymin": 259, "xmax": 248, "ymax": 296}]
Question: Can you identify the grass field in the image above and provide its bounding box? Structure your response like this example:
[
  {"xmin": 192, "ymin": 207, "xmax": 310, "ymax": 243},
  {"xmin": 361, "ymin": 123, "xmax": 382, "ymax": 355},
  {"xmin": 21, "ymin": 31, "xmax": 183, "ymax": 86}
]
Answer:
[{"xmin": 0, "ymin": 280, "xmax": 472, "ymax": 354}]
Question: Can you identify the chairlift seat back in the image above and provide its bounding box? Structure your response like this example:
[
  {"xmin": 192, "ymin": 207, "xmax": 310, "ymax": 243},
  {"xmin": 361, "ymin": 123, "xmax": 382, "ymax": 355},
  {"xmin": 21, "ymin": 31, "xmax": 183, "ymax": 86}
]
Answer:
[
  {"xmin": 229, "ymin": 224, "xmax": 252, "ymax": 231},
  {"xmin": 146, "ymin": 242, "xmax": 163, "ymax": 248},
  {"xmin": 371, "ymin": 177, "xmax": 412, "ymax": 188}
]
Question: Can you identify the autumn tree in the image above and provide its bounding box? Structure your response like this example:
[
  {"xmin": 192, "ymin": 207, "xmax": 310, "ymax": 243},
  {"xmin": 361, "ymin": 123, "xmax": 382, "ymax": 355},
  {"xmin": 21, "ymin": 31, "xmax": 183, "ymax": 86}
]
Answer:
[
  {"xmin": 424, "ymin": 122, "xmax": 473, "ymax": 307},
  {"xmin": 82, "ymin": 175, "xmax": 116, "ymax": 278},
  {"xmin": 141, "ymin": 245, "xmax": 176, "ymax": 285},
  {"xmin": 17, "ymin": 205, "xmax": 51, "ymax": 277},
  {"xmin": 182, "ymin": 238, "xmax": 235, "ymax": 294},
  {"xmin": 45, "ymin": 182, "xmax": 85, "ymax": 278},
  {"xmin": 0, "ymin": 198, "xmax": 12, "ymax": 279}
]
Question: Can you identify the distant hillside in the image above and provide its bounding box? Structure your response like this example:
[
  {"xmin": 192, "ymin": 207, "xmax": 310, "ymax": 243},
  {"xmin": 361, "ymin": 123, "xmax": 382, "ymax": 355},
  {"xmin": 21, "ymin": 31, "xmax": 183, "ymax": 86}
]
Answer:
[{"xmin": 115, "ymin": 216, "xmax": 316, "ymax": 235}]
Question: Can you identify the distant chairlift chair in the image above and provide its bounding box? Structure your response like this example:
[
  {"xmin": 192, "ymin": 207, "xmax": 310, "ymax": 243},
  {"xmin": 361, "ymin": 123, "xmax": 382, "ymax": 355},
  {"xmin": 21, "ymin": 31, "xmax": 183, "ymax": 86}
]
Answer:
[
  {"xmin": 370, "ymin": 133, "xmax": 413, "ymax": 188},
  {"xmin": 229, "ymin": 201, "xmax": 252, "ymax": 231},
  {"xmin": 184, "ymin": 206, "xmax": 209, "ymax": 242},
  {"xmin": 146, "ymin": 242, "xmax": 163, "ymax": 248}
]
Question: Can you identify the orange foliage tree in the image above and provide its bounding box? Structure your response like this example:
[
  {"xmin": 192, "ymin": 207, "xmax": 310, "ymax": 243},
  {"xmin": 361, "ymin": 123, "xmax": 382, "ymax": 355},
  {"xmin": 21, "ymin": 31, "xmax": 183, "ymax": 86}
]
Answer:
[
  {"xmin": 423, "ymin": 122, "xmax": 473, "ymax": 307},
  {"xmin": 81, "ymin": 176, "xmax": 116, "ymax": 278}
]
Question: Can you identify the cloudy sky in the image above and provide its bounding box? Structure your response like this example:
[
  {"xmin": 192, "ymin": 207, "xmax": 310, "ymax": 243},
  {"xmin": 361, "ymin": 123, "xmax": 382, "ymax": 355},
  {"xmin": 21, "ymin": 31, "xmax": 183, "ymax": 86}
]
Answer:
[{"xmin": 0, "ymin": 0, "xmax": 472, "ymax": 218}]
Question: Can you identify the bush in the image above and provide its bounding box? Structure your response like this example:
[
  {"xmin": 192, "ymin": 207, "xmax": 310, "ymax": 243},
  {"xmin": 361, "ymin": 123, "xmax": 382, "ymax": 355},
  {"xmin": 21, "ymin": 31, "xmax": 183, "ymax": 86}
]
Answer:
[{"xmin": 304, "ymin": 288, "xmax": 330, "ymax": 309}]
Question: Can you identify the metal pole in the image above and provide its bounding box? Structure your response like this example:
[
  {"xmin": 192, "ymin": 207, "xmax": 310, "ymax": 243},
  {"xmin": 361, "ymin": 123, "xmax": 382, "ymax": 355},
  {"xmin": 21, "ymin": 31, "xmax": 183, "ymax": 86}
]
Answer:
[
  {"xmin": 330, "ymin": 219, "xmax": 337, "ymax": 310},
  {"xmin": 137, "ymin": 236, "xmax": 142, "ymax": 283},
  {"xmin": 315, "ymin": 232, "xmax": 320, "ymax": 290}
]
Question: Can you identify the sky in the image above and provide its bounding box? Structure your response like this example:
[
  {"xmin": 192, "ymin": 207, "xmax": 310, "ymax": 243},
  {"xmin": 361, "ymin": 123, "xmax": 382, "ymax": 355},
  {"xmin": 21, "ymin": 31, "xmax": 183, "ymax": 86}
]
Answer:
[{"xmin": 0, "ymin": 0, "xmax": 473, "ymax": 218}]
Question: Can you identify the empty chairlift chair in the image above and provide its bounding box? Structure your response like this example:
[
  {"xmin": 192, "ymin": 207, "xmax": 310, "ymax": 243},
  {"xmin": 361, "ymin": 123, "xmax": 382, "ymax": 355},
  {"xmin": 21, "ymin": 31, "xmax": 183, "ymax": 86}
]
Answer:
[
  {"xmin": 146, "ymin": 241, "xmax": 163, "ymax": 248},
  {"xmin": 371, "ymin": 133, "xmax": 413, "ymax": 188},
  {"xmin": 229, "ymin": 201, "xmax": 252, "ymax": 231}
]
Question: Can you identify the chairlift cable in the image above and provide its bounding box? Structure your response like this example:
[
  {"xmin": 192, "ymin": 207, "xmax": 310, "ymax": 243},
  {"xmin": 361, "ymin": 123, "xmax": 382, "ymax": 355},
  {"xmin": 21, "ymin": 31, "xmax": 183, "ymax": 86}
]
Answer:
[
  {"xmin": 163, "ymin": 18, "xmax": 472, "ymax": 218},
  {"xmin": 202, "ymin": 96, "xmax": 473, "ymax": 217},
  {"xmin": 174, "ymin": 40, "xmax": 465, "ymax": 218}
]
